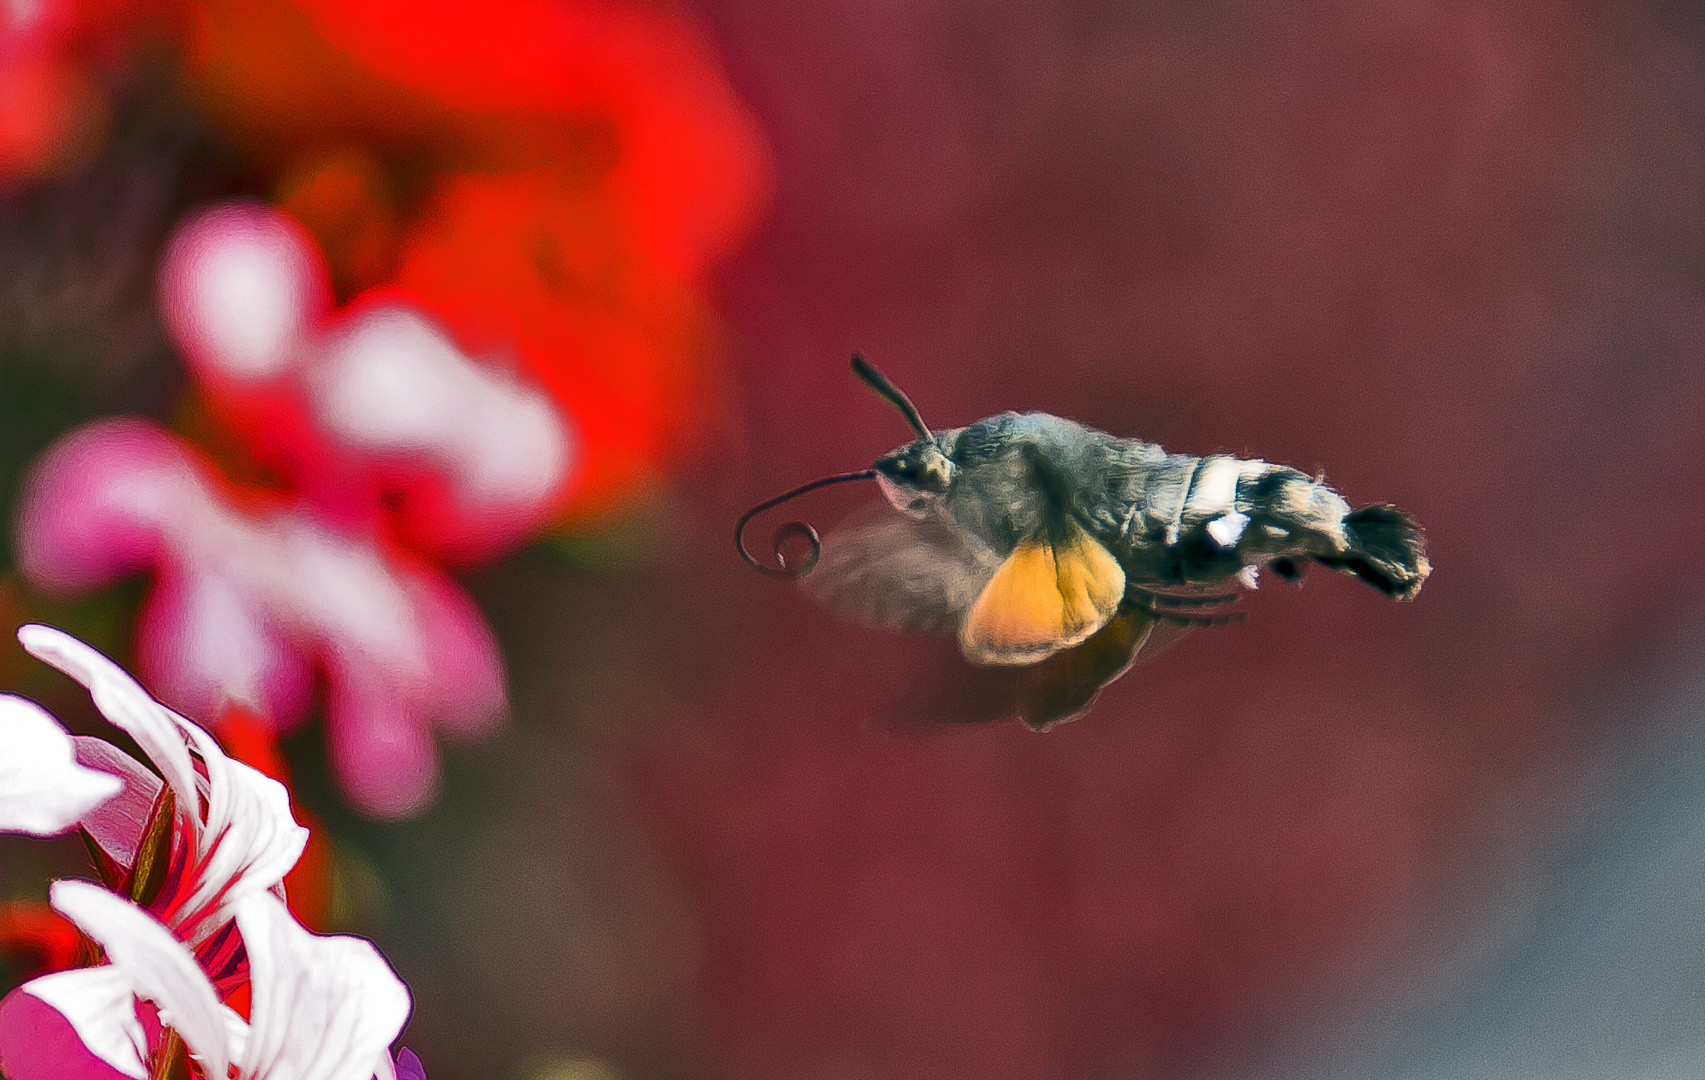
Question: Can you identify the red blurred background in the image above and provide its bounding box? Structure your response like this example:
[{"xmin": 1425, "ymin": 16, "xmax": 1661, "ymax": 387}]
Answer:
[{"xmin": 4, "ymin": 1, "xmax": 1705, "ymax": 1078}]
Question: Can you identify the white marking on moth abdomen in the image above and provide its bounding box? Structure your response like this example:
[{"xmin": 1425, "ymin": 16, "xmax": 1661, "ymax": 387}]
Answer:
[
  {"xmin": 1183, "ymin": 456, "xmax": 1243, "ymax": 521},
  {"xmin": 1161, "ymin": 459, "xmax": 1200, "ymax": 546},
  {"xmin": 1206, "ymin": 511, "xmax": 1249, "ymax": 548}
]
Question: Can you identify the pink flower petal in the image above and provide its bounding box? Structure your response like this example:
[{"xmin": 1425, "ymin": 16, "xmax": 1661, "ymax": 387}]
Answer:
[
  {"xmin": 14, "ymin": 419, "xmax": 195, "ymax": 591},
  {"xmin": 0, "ymin": 982, "xmax": 139, "ymax": 1080},
  {"xmin": 136, "ymin": 569, "xmax": 314, "ymax": 732},
  {"xmin": 326, "ymin": 680, "xmax": 441, "ymax": 820},
  {"xmin": 72, "ymin": 736, "xmax": 162, "ymax": 870},
  {"xmin": 395, "ymin": 1047, "xmax": 429, "ymax": 1080},
  {"xmin": 409, "ymin": 576, "xmax": 506, "ymax": 742},
  {"xmin": 160, "ymin": 201, "xmax": 326, "ymax": 384}
]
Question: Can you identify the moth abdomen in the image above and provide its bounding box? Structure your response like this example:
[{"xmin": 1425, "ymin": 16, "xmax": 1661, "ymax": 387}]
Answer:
[{"xmin": 1316, "ymin": 503, "xmax": 1429, "ymax": 600}]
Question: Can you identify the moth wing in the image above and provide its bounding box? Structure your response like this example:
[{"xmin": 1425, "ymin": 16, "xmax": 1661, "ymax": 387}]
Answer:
[
  {"xmin": 865, "ymin": 601, "xmax": 1158, "ymax": 732},
  {"xmin": 959, "ymin": 520, "xmax": 1126, "ymax": 665},
  {"xmin": 1014, "ymin": 604, "xmax": 1155, "ymax": 730},
  {"xmin": 802, "ymin": 504, "xmax": 1000, "ymax": 634}
]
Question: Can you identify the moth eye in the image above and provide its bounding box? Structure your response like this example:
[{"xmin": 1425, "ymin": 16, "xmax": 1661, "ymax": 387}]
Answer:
[{"xmin": 915, "ymin": 454, "xmax": 955, "ymax": 492}]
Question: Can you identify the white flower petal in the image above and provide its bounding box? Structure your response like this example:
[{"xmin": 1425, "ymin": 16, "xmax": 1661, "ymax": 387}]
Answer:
[
  {"xmin": 174, "ymin": 722, "xmax": 309, "ymax": 941},
  {"xmin": 237, "ymin": 893, "xmax": 411, "ymax": 1080},
  {"xmin": 222, "ymin": 1002, "xmax": 250, "ymax": 1064},
  {"xmin": 50, "ymin": 880, "xmax": 231, "ymax": 1080},
  {"xmin": 18, "ymin": 626, "xmax": 201, "ymax": 828},
  {"xmin": 0, "ymin": 696, "xmax": 122, "ymax": 836},
  {"xmin": 18, "ymin": 965, "xmax": 148, "ymax": 1079}
]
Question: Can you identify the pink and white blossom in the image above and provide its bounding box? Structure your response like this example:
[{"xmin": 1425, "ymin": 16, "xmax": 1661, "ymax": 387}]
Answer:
[
  {"xmin": 160, "ymin": 201, "xmax": 574, "ymax": 564},
  {"xmin": 16, "ymin": 422, "xmax": 508, "ymax": 818},
  {"xmin": 13, "ymin": 199, "xmax": 560, "ymax": 819},
  {"xmin": 0, "ymin": 627, "xmax": 416, "ymax": 1080},
  {"xmin": 15, "ymin": 624, "xmax": 311, "ymax": 946}
]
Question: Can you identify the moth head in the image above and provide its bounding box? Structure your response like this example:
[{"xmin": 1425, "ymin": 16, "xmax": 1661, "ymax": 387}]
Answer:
[
  {"xmin": 737, "ymin": 355, "xmax": 953, "ymax": 579},
  {"xmin": 873, "ymin": 439, "xmax": 957, "ymax": 515},
  {"xmin": 850, "ymin": 353, "xmax": 957, "ymax": 516}
]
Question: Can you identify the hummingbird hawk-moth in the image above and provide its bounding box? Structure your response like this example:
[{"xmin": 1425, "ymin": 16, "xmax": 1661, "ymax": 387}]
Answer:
[{"xmin": 738, "ymin": 355, "xmax": 1429, "ymax": 730}]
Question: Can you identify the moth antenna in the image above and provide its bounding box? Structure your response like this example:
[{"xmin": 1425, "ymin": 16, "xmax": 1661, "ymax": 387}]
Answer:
[
  {"xmin": 851, "ymin": 353, "xmax": 936, "ymax": 446},
  {"xmin": 737, "ymin": 470, "xmax": 879, "ymax": 579}
]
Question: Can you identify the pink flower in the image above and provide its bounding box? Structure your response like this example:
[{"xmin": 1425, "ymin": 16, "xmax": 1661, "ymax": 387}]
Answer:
[
  {"xmin": 16, "ymin": 421, "xmax": 508, "ymax": 818},
  {"xmin": 14, "ymin": 200, "xmax": 574, "ymax": 818}
]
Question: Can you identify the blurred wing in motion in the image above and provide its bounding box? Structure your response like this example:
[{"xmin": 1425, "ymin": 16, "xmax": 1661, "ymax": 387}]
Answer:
[
  {"xmin": 870, "ymin": 601, "xmax": 1163, "ymax": 732},
  {"xmin": 1012, "ymin": 603, "xmax": 1154, "ymax": 728},
  {"xmin": 803, "ymin": 504, "xmax": 1001, "ymax": 634},
  {"xmin": 805, "ymin": 505, "xmax": 1232, "ymax": 731}
]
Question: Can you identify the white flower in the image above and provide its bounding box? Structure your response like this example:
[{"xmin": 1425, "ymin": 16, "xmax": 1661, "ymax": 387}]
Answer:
[
  {"xmin": 16, "ymin": 624, "xmax": 310, "ymax": 947},
  {"xmin": 16, "ymin": 880, "xmax": 409, "ymax": 1080},
  {"xmin": 0, "ymin": 627, "xmax": 411, "ymax": 1080},
  {"xmin": 0, "ymin": 694, "xmax": 122, "ymax": 836}
]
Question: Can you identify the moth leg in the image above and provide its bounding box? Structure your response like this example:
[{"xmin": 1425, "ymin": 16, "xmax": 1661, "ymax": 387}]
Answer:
[
  {"xmin": 1136, "ymin": 605, "xmax": 1246, "ymax": 629},
  {"xmin": 1129, "ymin": 589, "xmax": 1240, "ymax": 608},
  {"xmin": 1129, "ymin": 588, "xmax": 1245, "ymax": 627}
]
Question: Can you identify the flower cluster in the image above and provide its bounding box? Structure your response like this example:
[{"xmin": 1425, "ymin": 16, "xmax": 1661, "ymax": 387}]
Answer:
[
  {"xmin": 9, "ymin": 0, "xmax": 765, "ymax": 819},
  {"xmin": 18, "ymin": 202, "xmax": 534, "ymax": 819},
  {"xmin": 0, "ymin": 624, "xmax": 422, "ymax": 1079}
]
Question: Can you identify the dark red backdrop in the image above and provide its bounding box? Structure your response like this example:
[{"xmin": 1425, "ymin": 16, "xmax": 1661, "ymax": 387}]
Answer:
[{"xmin": 305, "ymin": 2, "xmax": 1705, "ymax": 1078}]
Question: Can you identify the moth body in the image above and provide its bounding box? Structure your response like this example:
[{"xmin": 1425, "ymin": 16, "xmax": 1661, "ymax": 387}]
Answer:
[{"xmin": 874, "ymin": 410, "xmax": 1423, "ymax": 601}]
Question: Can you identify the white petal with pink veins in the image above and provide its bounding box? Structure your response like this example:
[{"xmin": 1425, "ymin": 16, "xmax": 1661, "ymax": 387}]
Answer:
[
  {"xmin": 0, "ymin": 696, "xmax": 122, "ymax": 836},
  {"xmin": 236, "ymin": 892, "xmax": 411, "ymax": 1080},
  {"xmin": 48, "ymin": 881, "xmax": 232, "ymax": 1080},
  {"xmin": 171, "ymin": 722, "xmax": 309, "ymax": 944},
  {"xmin": 21, "ymin": 626, "xmax": 310, "ymax": 944}
]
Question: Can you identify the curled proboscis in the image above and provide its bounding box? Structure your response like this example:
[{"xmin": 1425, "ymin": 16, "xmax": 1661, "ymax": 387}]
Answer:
[{"xmin": 735, "ymin": 470, "xmax": 877, "ymax": 579}]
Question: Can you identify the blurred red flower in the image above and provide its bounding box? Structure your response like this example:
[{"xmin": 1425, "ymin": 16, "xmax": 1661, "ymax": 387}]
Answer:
[
  {"xmin": 0, "ymin": 0, "xmax": 147, "ymax": 184},
  {"xmin": 176, "ymin": 0, "xmax": 768, "ymax": 520}
]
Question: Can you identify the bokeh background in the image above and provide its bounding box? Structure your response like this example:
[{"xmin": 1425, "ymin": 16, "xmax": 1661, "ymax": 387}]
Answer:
[{"xmin": 3, "ymin": 1, "xmax": 1705, "ymax": 1078}]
